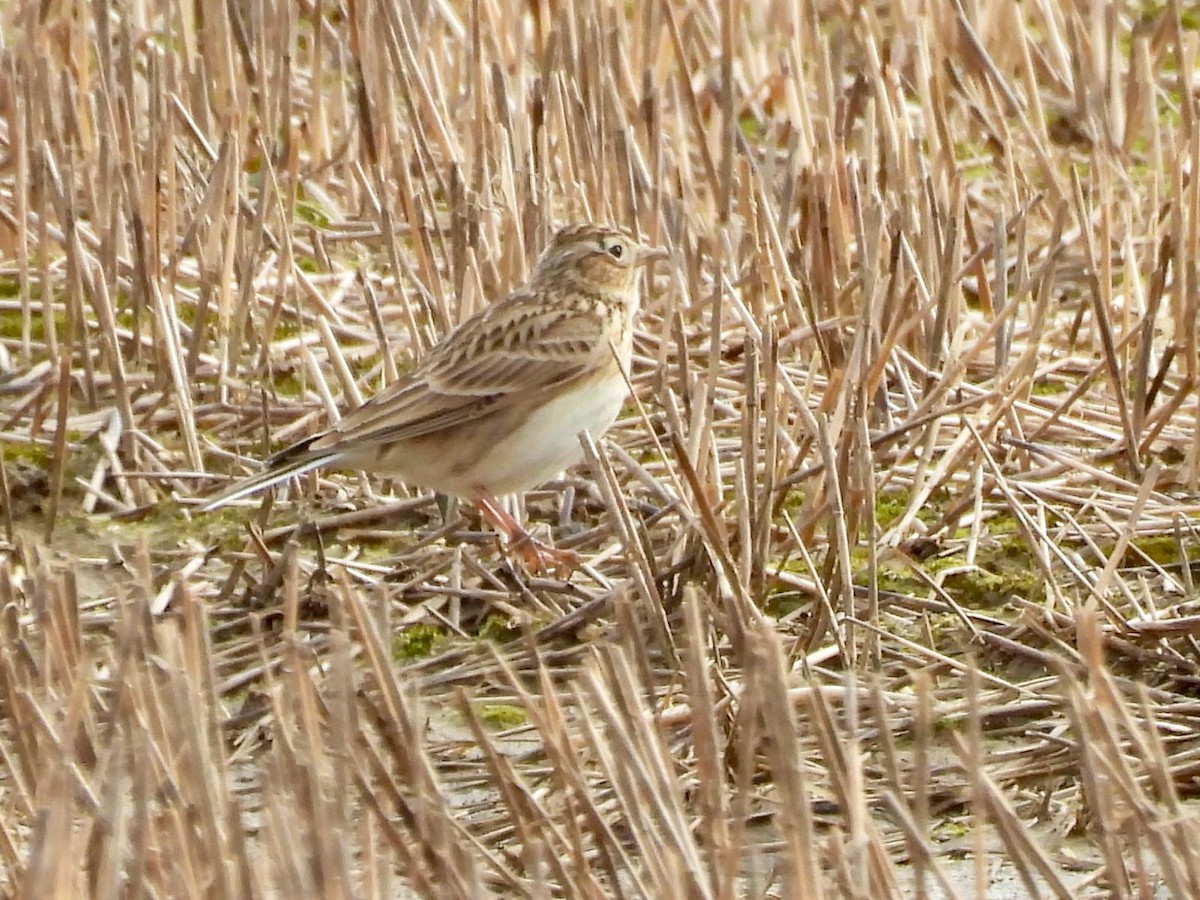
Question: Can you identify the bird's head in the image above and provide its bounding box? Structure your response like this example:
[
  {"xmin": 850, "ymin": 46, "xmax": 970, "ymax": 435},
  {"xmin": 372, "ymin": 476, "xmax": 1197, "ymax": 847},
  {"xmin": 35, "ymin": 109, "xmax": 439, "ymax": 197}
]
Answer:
[{"xmin": 531, "ymin": 223, "xmax": 668, "ymax": 294}]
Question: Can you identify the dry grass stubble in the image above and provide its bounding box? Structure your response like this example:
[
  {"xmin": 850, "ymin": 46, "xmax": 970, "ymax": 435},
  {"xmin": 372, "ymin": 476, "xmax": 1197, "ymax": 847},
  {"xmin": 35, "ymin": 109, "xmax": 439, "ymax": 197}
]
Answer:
[{"xmin": 1, "ymin": 0, "xmax": 1200, "ymax": 896}]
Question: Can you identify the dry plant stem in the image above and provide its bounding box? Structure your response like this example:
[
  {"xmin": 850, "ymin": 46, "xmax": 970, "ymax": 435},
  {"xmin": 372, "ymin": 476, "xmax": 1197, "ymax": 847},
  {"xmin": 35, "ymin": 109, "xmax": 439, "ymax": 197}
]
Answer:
[{"xmin": 43, "ymin": 353, "xmax": 71, "ymax": 542}]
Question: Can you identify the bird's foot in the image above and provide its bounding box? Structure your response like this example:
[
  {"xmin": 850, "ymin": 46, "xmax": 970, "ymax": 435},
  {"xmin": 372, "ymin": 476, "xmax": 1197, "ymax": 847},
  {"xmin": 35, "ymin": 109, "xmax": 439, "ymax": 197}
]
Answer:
[
  {"xmin": 506, "ymin": 531, "xmax": 582, "ymax": 576},
  {"xmin": 474, "ymin": 496, "xmax": 581, "ymax": 577}
]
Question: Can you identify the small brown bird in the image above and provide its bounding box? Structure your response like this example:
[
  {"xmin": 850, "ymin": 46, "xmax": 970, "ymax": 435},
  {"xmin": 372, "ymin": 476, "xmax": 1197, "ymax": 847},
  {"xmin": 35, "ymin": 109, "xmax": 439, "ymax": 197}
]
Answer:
[{"xmin": 204, "ymin": 222, "xmax": 667, "ymax": 572}]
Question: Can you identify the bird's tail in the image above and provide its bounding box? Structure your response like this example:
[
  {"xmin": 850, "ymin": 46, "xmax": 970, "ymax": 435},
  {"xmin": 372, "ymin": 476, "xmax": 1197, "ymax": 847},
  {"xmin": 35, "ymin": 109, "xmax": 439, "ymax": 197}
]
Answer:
[{"xmin": 201, "ymin": 442, "xmax": 341, "ymax": 511}]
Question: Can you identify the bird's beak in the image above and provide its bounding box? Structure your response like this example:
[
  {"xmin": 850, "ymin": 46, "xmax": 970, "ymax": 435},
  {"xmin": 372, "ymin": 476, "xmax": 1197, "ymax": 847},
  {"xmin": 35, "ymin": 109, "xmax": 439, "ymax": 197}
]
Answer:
[{"xmin": 637, "ymin": 245, "xmax": 670, "ymax": 265}]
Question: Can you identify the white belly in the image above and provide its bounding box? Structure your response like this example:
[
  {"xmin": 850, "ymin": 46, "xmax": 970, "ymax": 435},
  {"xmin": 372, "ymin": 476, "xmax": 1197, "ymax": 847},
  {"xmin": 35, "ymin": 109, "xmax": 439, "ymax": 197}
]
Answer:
[{"xmin": 475, "ymin": 375, "xmax": 628, "ymax": 496}]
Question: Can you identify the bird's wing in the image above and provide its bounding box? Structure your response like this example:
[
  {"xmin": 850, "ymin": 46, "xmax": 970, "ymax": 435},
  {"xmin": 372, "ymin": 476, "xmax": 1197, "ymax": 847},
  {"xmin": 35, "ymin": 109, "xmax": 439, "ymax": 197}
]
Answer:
[{"xmin": 302, "ymin": 292, "xmax": 615, "ymax": 454}]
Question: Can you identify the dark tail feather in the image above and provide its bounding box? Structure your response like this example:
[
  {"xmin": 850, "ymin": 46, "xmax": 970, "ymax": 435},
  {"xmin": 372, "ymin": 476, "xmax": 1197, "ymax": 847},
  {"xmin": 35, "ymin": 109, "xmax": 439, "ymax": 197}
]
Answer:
[{"xmin": 201, "ymin": 441, "xmax": 341, "ymax": 511}]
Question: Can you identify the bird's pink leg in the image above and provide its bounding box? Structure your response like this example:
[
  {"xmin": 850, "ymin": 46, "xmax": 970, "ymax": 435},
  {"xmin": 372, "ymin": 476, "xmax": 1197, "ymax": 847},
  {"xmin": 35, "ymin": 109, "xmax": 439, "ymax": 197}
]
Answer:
[{"xmin": 473, "ymin": 496, "xmax": 581, "ymax": 575}]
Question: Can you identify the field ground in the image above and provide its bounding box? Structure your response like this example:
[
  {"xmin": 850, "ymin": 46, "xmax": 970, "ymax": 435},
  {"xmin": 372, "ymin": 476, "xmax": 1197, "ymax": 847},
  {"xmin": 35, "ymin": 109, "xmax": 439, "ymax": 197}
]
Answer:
[{"xmin": 2, "ymin": 0, "xmax": 1200, "ymax": 897}]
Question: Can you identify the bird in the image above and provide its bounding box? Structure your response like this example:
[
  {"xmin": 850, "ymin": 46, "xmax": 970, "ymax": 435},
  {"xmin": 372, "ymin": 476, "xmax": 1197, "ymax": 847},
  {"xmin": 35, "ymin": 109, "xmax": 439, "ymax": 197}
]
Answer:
[{"xmin": 203, "ymin": 222, "xmax": 668, "ymax": 573}]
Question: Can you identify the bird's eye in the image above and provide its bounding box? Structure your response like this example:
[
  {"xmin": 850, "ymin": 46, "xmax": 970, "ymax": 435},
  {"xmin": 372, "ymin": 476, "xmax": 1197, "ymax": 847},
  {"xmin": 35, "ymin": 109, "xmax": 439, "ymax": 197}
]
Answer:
[{"xmin": 607, "ymin": 242, "xmax": 624, "ymax": 259}]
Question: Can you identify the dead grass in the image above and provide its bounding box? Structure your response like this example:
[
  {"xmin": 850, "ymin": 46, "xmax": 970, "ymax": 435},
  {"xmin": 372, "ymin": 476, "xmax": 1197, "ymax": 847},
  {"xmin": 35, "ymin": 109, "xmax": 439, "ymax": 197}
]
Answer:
[{"xmin": 2, "ymin": 0, "xmax": 1200, "ymax": 896}]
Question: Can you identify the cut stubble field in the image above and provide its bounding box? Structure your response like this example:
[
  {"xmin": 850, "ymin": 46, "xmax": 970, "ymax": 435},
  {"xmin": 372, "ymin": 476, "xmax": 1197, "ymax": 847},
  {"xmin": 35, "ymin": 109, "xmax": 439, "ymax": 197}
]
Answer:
[{"xmin": 1, "ymin": 1, "xmax": 1199, "ymax": 897}]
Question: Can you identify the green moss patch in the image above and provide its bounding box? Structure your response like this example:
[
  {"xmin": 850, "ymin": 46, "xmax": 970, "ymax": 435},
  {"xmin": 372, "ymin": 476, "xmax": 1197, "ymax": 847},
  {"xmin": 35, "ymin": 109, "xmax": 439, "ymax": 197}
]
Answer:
[
  {"xmin": 392, "ymin": 624, "xmax": 446, "ymax": 661},
  {"xmin": 477, "ymin": 703, "xmax": 528, "ymax": 730}
]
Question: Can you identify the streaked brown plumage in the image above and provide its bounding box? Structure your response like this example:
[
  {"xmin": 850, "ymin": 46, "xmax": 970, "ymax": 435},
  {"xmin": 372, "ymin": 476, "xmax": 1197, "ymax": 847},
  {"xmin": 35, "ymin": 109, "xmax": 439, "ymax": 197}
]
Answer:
[{"xmin": 204, "ymin": 222, "xmax": 667, "ymax": 571}]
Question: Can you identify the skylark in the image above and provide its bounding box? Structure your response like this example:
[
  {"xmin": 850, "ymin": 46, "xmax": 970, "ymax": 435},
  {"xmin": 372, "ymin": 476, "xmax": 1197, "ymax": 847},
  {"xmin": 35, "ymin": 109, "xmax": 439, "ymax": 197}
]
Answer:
[{"xmin": 204, "ymin": 222, "xmax": 667, "ymax": 572}]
